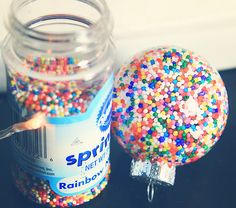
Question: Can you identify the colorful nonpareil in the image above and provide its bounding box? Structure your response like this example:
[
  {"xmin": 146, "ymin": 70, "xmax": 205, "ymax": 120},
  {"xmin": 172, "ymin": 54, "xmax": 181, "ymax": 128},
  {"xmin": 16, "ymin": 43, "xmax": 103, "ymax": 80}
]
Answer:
[
  {"xmin": 112, "ymin": 47, "xmax": 228, "ymax": 168},
  {"xmin": 9, "ymin": 57, "xmax": 106, "ymax": 117}
]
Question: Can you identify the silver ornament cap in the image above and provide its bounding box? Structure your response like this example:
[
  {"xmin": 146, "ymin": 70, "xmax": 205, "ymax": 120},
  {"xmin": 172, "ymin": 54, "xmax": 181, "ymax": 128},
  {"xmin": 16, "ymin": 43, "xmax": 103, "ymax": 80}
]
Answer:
[{"xmin": 130, "ymin": 159, "xmax": 176, "ymax": 186}]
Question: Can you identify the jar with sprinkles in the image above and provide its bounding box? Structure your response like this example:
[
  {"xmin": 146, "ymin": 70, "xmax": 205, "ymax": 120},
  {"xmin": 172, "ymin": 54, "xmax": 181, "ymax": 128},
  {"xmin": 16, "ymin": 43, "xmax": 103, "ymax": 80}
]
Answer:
[{"xmin": 2, "ymin": 0, "xmax": 115, "ymax": 207}]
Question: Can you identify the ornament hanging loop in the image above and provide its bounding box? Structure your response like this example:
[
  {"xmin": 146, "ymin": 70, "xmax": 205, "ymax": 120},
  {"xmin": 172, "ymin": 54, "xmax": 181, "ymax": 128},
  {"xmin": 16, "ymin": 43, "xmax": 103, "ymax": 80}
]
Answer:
[{"xmin": 147, "ymin": 180, "xmax": 155, "ymax": 202}]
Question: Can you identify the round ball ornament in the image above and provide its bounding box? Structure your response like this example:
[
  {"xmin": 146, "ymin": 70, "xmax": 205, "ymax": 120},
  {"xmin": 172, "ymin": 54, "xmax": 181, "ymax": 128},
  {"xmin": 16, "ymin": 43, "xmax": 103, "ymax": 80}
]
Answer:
[{"xmin": 112, "ymin": 47, "xmax": 228, "ymax": 201}]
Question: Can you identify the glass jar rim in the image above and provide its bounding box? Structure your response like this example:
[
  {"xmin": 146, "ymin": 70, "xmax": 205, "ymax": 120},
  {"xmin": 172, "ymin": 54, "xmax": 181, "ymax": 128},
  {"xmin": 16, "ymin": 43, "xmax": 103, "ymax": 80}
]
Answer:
[
  {"xmin": 3, "ymin": 0, "xmax": 115, "ymax": 82},
  {"xmin": 7, "ymin": 0, "xmax": 112, "ymax": 43}
]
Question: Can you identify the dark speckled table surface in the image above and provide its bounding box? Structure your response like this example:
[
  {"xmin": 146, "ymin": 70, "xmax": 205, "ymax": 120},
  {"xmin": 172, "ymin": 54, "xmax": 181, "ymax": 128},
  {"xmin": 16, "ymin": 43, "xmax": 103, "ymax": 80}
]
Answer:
[{"xmin": 0, "ymin": 69, "xmax": 235, "ymax": 208}]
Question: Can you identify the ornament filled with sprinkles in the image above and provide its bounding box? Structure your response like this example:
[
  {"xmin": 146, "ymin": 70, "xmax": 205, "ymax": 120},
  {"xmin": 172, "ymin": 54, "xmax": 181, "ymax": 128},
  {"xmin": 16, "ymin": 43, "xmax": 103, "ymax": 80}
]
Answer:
[{"xmin": 112, "ymin": 47, "xmax": 228, "ymax": 201}]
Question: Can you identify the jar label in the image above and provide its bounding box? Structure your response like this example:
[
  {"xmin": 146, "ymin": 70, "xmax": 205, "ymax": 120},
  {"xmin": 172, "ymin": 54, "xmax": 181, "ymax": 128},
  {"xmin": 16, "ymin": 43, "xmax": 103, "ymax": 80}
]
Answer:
[{"xmin": 11, "ymin": 75, "xmax": 113, "ymax": 196}]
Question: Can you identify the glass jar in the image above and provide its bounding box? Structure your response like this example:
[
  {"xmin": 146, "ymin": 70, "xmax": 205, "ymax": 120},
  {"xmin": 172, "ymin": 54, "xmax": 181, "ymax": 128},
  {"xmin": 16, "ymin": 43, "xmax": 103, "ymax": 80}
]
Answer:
[{"xmin": 2, "ymin": 0, "xmax": 115, "ymax": 207}]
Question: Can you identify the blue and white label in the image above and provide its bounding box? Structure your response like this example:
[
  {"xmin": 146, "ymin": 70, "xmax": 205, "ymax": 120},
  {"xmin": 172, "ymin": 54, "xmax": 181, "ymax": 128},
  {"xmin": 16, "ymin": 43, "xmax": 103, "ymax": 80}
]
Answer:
[{"xmin": 12, "ymin": 75, "xmax": 114, "ymax": 196}]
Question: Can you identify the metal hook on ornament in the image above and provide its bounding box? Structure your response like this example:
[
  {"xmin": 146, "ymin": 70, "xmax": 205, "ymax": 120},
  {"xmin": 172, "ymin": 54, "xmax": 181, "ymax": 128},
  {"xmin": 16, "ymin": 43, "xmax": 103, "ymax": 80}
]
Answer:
[{"xmin": 147, "ymin": 180, "xmax": 155, "ymax": 202}]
